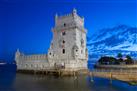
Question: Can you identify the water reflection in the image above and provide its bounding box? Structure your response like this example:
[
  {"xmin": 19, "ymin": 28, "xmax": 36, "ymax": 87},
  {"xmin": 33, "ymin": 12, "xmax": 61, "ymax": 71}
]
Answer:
[
  {"xmin": 0, "ymin": 64, "xmax": 137, "ymax": 91},
  {"xmin": 13, "ymin": 74, "xmax": 137, "ymax": 91},
  {"xmin": 0, "ymin": 64, "xmax": 16, "ymax": 91},
  {"xmin": 87, "ymin": 76, "xmax": 137, "ymax": 91},
  {"xmin": 14, "ymin": 74, "xmax": 90, "ymax": 91}
]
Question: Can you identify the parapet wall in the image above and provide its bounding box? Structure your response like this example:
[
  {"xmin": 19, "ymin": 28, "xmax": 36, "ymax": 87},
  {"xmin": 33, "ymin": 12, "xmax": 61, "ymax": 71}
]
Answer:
[
  {"xmin": 16, "ymin": 53, "xmax": 50, "ymax": 70},
  {"xmin": 95, "ymin": 64, "xmax": 137, "ymax": 69},
  {"xmin": 19, "ymin": 54, "xmax": 48, "ymax": 61}
]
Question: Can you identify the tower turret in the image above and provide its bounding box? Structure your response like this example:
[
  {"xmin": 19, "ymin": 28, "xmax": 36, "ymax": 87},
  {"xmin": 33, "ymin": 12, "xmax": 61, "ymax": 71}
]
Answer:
[
  {"xmin": 48, "ymin": 9, "xmax": 88, "ymax": 70},
  {"xmin": 73, "ymin": 8, "xmax": 77, "ymax": 15}
]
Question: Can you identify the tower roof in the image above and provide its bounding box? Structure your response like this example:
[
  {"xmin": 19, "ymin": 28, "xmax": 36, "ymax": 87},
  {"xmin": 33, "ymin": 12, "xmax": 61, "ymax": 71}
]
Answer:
[{"xmin": 73, "ymin": 8, "xmax": 77, "ymax": 14}]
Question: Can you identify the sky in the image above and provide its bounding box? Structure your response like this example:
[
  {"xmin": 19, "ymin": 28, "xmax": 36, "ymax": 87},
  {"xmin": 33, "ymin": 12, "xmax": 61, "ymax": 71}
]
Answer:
[{"xmin": 0, "ymin": 0, "xmax": 137, "ymax": 62}]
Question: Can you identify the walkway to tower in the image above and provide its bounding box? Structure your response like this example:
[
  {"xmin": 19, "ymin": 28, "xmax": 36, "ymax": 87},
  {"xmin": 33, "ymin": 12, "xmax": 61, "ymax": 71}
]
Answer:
[{"xmin": 88, "ymin": 69, "xmax": 137, "ymax": 83}]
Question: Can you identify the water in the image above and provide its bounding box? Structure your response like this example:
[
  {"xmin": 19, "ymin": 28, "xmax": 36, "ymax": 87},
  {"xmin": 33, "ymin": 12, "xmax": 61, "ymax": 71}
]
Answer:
[{"xmin": 0, "ymin": 64, "xmax": 137, "ymax": 91}]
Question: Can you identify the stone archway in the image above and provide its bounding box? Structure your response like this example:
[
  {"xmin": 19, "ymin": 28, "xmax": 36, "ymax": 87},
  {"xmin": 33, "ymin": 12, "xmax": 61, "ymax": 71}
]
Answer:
[{"xmin": 72, "ymin": 45, "xmax": 79, "ymax": 59}]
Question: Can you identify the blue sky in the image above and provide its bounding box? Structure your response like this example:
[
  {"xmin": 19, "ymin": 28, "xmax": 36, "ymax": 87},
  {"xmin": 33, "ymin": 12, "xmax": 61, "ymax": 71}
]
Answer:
[{"xmin": 0, "ymin": 0, "xmax": 136, "ymax": 62}]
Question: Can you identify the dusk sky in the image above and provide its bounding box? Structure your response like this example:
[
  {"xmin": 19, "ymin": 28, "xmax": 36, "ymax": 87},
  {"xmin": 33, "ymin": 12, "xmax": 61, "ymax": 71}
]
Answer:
[{"xmin": 0, "ymin": 0, "xmax": 136, "ymax": 62}]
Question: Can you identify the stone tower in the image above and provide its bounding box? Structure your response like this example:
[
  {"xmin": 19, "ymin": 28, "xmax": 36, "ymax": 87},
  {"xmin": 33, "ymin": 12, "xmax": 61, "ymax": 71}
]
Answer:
[{"xmin": 48, "ymin": 9, "xmax": 88, "ymax": 70}]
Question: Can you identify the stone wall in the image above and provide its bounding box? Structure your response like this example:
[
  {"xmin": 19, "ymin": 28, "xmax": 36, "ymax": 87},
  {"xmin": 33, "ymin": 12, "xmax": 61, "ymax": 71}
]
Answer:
[{"xmin": 16, "ymin": 53, "xmax": 50, "ymax": 70}]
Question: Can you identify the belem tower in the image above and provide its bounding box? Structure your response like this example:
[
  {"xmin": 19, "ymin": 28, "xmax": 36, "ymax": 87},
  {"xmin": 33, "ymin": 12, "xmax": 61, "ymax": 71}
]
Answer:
[{"xmin": 15, "ymin": 9, "xmax": 88, "ymax": 72}]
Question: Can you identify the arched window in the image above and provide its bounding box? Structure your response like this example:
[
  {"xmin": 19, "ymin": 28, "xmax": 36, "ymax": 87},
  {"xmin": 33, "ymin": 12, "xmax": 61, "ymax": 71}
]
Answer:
[
  {"xmin": 25, "ymin": 64, "xmax": 27, "ymax": 68},
  {"xmin": 62, "ymin": 49, "xmax": 65, "ymax": 54},
  {"xmin": 43, "ymin": 65, "xmax": 45, "ymax": 68},
  {"xmin": 31, "ymin": 64, "xmax": 33, "ymax": 68},
  {"xmin": 62, "ymin": 40, "xmax": 65, "ymax": 44},
  {"xmin": 64, "ymin": 23, "xmax": 66, "ymax": 27},
  {"xmin": 81, "ymin": 39, "xmax": 84, "ymax": 47},
  {"xmin": 62, "ymin": 31, "xmax": 66, "ymax": 36}
]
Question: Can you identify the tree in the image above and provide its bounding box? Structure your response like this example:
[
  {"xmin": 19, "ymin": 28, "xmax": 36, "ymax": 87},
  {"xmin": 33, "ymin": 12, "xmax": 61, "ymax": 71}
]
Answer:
[
  {"xmin": 126, "ymin": 55, "xmax": 132, "ymax": 60},
  {"xmin": 117, "ymin": 53, "xmax": 123, "ymax": 59},
  {"xmin": 125, "ymin": 55, "xmax": 133, "ymax": 64},
  {"xmin": 117, "ymin": 53, "xmax": 124, "ymax": 64},
  {"xmin": 98, "ymin": 56, "xmax": 117, "ymax": 65}
]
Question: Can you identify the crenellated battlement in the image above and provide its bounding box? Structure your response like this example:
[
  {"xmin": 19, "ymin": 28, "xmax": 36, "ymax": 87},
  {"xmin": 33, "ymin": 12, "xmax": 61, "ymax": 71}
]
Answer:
[
  {"xmin": 57, "ymin": 13, "xmax": 73, "ymax": 19},
  {"xmin": 20, "ymin": 54, "xmax": 48, "ymax": 61},
  {"xmin": 57, "ymin": 13, "xmax": 84, "ymax": 23},
  {"xmin": 15, "ymin": 50, "xmax": 48, "ymax": 61},
  {"xmin": 55, "ymin": 9, "xmax": 84, "ymax": 28}
]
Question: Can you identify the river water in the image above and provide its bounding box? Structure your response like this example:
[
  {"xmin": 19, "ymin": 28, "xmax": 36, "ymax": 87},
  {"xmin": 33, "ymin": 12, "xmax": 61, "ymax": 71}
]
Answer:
[{"xmin": 0, "ymin": 64, "xmax": 137, "ymax": 91}]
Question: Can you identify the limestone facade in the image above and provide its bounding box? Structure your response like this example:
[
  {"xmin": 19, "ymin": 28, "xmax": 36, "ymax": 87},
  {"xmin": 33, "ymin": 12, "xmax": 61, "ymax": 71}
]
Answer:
[{"xmin": 15, "ymin": 9, "xmax": 88, "ymax": 71}]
